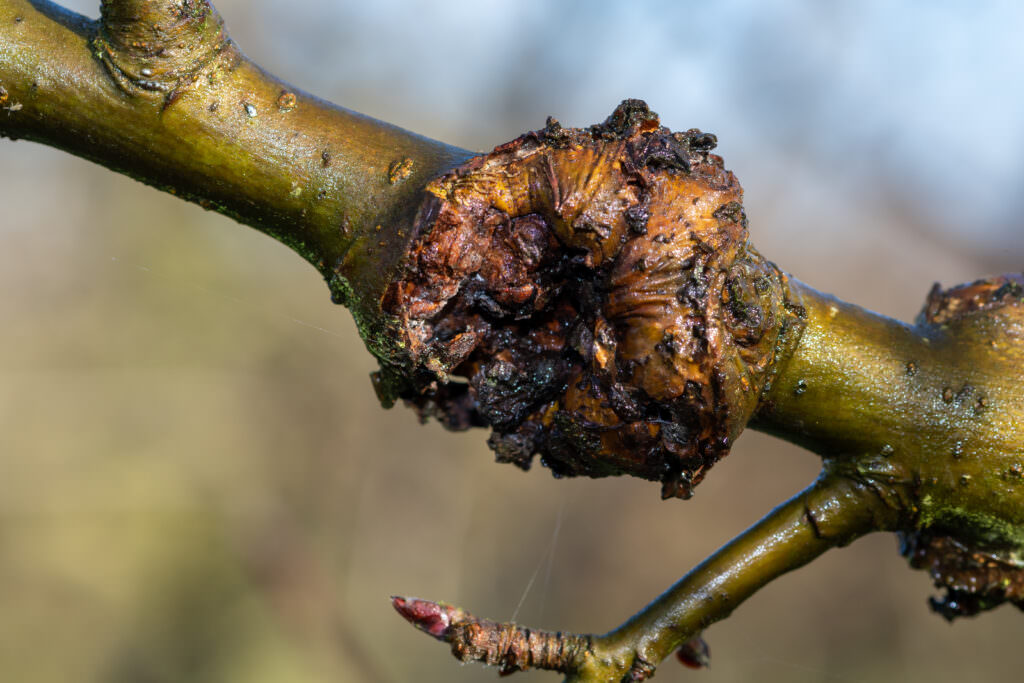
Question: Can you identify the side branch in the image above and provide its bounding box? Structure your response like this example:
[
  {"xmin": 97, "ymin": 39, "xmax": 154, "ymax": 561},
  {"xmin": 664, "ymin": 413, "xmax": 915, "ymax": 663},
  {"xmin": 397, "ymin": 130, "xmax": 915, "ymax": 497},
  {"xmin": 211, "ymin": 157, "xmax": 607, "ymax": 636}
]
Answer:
[
  {"xmin": 578, "ymin": 475, "xmax": 899, "ymax": 680},
  {"xmin": 395, "ymin": 475, "xmax": 901, "ymax": 681},
  {"xmin": 0, "ymin": 0, "xmax": 471, "ymax": 342}
]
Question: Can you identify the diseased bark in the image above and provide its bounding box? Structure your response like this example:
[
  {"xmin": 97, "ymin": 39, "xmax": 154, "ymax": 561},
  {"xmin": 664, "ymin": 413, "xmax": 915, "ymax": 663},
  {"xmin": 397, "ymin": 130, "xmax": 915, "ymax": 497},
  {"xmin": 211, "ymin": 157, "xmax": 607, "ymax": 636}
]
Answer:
[
  {"xmin": 3, "ymin": 1, "xmax": 1024, "ymax": 681},
  {"xmin": 378, "ymin": 104, "xmax": 805, "ymax": 500},
  {"xmin": 385, "ymin": 108, "xmax": 1024, "ymax": 679}
]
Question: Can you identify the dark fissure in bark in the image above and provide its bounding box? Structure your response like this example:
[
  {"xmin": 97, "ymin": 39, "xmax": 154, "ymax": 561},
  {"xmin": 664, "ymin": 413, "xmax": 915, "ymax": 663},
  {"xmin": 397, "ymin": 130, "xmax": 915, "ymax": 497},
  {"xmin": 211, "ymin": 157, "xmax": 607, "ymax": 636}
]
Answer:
[{"xmin": 376, "ymin": 100, "xmax": 803, "ymax": 499}]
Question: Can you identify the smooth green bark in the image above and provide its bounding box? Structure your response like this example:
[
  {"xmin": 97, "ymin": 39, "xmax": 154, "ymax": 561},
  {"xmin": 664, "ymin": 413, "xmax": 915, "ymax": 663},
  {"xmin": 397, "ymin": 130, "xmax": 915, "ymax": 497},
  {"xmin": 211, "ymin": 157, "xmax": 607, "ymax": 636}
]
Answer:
[
  {"xmin": 0, "ymin": 0, "xmax": 471, "ymax": 361},
  {"xmin": 757, "ymin": 282, "xmax": 1024, "ymax": 547},
  {"xmin": 571, "ymin": 475, "xmax": 899, "ymax": 680}
]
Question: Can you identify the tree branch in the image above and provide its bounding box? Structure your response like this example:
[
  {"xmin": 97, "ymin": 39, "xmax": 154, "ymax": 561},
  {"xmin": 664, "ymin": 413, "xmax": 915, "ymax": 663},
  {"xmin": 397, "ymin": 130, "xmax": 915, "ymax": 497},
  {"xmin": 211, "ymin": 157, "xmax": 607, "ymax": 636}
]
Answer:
[
  {"xmin": 0, "ymin": 0, "xmax": 471, "ymax": 357},
  {"xmin": 394, "ymin": 475, "xmax": 899, "ymax": 680},
  {"xmin": 3, "ymin": 2, "xmax": 1024, "ymax": 681},
  {"xmin": 574, "ymin": 475, "xmax": 899, "ymax": 681}
]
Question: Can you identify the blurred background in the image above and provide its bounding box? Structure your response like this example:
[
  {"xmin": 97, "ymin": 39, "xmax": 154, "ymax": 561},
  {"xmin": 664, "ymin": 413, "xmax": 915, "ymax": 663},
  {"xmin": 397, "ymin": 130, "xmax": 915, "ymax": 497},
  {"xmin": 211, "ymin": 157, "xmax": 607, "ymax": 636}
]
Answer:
[{"xmin": 2, "ymin": 1, "xmax": 1023, "ymax": 681}]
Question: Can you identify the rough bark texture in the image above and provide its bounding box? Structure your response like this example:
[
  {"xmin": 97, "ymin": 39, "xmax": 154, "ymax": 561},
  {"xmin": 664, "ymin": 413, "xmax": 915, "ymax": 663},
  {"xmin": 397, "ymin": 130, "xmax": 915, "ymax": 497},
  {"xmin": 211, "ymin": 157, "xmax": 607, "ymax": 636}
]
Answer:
[
  {"xmin": 903, "ymin": 530, "xmax": 1024, "ymax": 619},
  {"xmin": 392, "ymin": 597, "xmax": 591, "ymax": 675},
  {"xmin": 899, "ymin": 273, "xmax": 1024, "ymax": 619},
  {"xmin": 377, "ymin": 101, "xmax": 805, "ymax": 499}
]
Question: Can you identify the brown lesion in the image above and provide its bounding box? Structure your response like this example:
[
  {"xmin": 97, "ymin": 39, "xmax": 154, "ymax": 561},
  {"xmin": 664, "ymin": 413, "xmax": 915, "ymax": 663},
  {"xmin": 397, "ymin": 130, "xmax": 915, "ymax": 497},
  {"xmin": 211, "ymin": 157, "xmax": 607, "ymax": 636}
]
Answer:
[
  {"xmin": 903, "ymin": 272, "xmax": 1024, "ymax": 619},
  {"xmin": 901, "ymin": 530, "xmax": 1024, "ymax": 620},
  {"xmin": 381, "ymin": 100, "xmax": 805, "ymax": 499},
  {"xmin": 920, "ymin": 273, "xmax": 1024, "ymax": 326}
]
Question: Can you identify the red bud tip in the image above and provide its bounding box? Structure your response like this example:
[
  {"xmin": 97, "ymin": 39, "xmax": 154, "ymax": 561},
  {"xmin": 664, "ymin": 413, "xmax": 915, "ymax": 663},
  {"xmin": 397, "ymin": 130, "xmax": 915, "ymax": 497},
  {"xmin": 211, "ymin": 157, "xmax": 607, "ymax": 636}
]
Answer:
[
  {"xmin": 391, "ymin": 596, "xmax": 460, "ymax": 641},
  {"xmin": 676, "ymin": 636, "xmax": 711, "ymax": 669}
]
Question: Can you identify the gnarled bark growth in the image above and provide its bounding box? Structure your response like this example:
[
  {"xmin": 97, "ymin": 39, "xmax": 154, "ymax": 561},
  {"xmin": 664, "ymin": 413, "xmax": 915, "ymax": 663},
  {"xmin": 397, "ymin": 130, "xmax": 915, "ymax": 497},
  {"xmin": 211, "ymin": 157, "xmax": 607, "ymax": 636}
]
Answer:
[
  {"xmin": 379, "ymin": 101, "xmax": 805, "ymax": 500},
  {"xmin": 3, "ymin": 2, "xmax": 1024, "ymax": 681}
]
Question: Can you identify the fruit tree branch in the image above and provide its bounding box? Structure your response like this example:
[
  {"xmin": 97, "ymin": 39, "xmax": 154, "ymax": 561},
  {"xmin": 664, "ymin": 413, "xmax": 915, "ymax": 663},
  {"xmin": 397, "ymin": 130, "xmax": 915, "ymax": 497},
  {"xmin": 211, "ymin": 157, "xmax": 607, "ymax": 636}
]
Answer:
[
  {"xmin": 0, "ymin": 0, "xmax": 471, "ymax": 358},
  {"xmin": 3, "ymin": 2, "xmax": 1023, "ymax": 681}
]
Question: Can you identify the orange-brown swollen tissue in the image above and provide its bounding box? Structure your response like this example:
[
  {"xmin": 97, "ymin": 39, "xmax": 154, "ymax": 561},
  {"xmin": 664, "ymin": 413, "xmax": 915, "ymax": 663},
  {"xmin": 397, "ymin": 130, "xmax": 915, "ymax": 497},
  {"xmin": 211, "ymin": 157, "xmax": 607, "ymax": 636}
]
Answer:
[{"xmin": 379, "ymin": 101, "xmax": 805, "ymax": 499}]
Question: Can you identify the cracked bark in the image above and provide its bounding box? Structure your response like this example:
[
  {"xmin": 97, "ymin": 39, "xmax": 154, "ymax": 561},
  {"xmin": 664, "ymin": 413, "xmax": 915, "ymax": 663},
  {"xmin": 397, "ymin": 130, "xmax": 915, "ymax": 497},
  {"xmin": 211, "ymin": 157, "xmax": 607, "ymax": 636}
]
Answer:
[{"xmin": 3, "ymin": 1, "xmax": 1024, "ymax": 681}]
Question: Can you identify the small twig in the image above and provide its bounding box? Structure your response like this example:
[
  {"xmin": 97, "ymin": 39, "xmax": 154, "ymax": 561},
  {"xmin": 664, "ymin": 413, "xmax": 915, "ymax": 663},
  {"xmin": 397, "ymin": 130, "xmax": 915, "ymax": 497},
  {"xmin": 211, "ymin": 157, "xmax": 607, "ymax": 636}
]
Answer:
[
  {"xmin": 391, "ymin": 597, "xmax": 591, "ymax": 676},
  {"xmin": 394, "ymin": 476, "xmax": 899, "ymax": 681}
]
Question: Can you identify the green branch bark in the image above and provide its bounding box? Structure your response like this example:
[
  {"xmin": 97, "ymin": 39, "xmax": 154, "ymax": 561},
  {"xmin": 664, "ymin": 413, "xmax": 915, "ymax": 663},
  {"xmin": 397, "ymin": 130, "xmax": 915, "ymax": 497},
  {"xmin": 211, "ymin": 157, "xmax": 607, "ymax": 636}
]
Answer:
[
  {"xmin": 3, "ymin": 1, "xmax": 1023, "ymax": 681},
  {"xmin": 0, "ymin": 0, "xmax": 471, "ymax": 359},
  {"xmin": 396, "ymin": 474, "xmax": 901, "ymax": 680}
]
